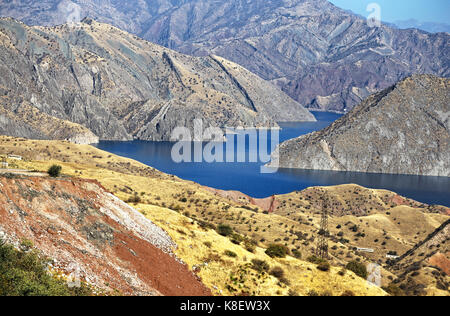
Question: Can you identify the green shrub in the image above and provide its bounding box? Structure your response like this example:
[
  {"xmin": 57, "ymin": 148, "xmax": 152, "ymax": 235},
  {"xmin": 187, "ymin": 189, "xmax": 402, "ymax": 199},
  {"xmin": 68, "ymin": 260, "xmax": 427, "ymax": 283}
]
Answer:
[
  {"xmin": 265, "ymin": 244, "xmax": 289, "ymax": 258},
  {"xmin": 346, "ymin": 261, "xmax": 368, "ymax": 279},
  {"xmin": 307, "ymin": 255, "xmax": 325, "ymax": 264},
  {"xmin": 230, "ymin": 233, "xmax": 244, "ymax": 245},
  {"xmin": 47, "ymin": 165, "xmax": 62, "ymax": 178},
  {"xmin": 217, "ymin": 224, "xmax": 233, "ymax": 237},
  {"xmin": 251, "ymin": 259, "xmax": 270, "ymax": 273},
  {"xmin": 291, "ymin": 249, "xmax": 302, "ymax": 259},
  {"xmin": 224, "ymin": 250, "xmax": 237, "ymax": 258},
  {"xmin": 0, "ymin": 239, "xmax": 93, "ymax": 296}
]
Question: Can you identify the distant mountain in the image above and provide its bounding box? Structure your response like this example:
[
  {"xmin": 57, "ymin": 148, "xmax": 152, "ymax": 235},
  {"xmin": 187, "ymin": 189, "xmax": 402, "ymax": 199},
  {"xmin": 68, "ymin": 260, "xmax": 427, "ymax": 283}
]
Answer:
[
  {"xmin": 394, "ymin": 19, "xmax": 450, "ymax": 34},
  {"xmin": 1, "ymin": 0, "xmax": 448, "ymax": 112},
  {"xmin": 270, "ymin": 75, "xmax": 450, "ymax": 177},
  {"xmin": 0, "ymin": 18, "xmax": 314, "ymax": 142}
]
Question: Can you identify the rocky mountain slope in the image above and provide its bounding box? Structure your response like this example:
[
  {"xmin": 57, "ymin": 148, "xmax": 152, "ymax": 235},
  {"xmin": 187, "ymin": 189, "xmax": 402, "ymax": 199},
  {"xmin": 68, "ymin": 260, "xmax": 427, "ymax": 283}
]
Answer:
[
  {"xmin": 0, "ymin": 173, "xmax": 211, "ymax": 296},
  {"xmin": 0, "ymin": 17, "xmax": 314, "ymax": 143},
  {"xmin": 270, "ymin": 75, "xmax": 450, "ymax": 177},
  {"xmin": 1, "ymin": 0, "xmax": 448, "ymax": 112}
]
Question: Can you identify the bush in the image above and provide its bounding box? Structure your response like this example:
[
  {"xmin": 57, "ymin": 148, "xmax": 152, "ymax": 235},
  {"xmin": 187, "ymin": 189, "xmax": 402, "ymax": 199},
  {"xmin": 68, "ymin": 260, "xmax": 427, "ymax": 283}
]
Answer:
[
  {"xmin": 291, "ymin": 249, "xmax": 302, "ymax": 259},
  {"xmin": 269, "ymin": 267, "xmax": 285, "ymax": 279},
  {"xmin": 317, "ymin": 261, "xmax": 331, "ymax": 272},
  {"xmin": 307, "ymin": 255, "xmax": 325, "ymax": 264},
  {"xmin": 224, "ymin": 250, "xmax": 237, "ymax": 258},
  {"xmin": 346, "ymin": 261, "xmax": 368, "ymax": 279},
  {"xmin": 251, "ymin": 259, "xmax": 270, "ymax": 273},
  {"xmin": 244, "ymin": 240, "xmax": 256, "ymax": 253},
  {"xmin": 230, "ymin": 233, "xmax": 245, "ymax": 245},
  {"xmin": 217, "ymin": 224, "xmax": 233, "ymax": 237},
  {"xmin": 382, "ymin": 284, "xmax": 405, "ymax": 296},
  {"xmin": 47, "ymin": 165, "xmax": 62, "ymax": 178},
  {"xmin": 0, "ymin": 239, "xmax": 93, "ymax": 296},
  {"xmin": 127, "ymin": 193, "xmax": 141, "ymax": 204},
  {"xmin": 278, "ymin": 277, "xmax": 291, "ymax": 286},
  {"xmin": 265, "ymin": 244, "xmax": 289, "ymax": 258}
]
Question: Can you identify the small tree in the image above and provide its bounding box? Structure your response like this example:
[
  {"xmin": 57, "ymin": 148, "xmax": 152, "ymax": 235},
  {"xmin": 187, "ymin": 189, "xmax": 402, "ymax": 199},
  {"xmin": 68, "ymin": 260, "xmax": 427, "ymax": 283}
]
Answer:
[{"xmin": 47, "ymin": 165, "xmax": 62, "ymax": 178}]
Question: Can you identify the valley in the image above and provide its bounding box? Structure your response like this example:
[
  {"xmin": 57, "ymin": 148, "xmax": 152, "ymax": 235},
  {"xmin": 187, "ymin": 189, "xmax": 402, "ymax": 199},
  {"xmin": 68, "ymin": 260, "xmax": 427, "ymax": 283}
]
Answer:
[{"xmin": 0, "ymin": 0, "xmax": 448, "ymax": 299}]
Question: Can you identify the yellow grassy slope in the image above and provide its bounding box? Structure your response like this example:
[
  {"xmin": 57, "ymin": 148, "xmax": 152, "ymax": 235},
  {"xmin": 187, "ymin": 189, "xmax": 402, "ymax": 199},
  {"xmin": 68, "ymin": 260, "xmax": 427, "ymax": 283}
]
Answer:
[
  {"xmin": 0, "ymin": 136, "xmax": 386, "ymax": 296},
  {"xmin": 137, "ymin": 203, "xmax": 386, "ymax": 296}
]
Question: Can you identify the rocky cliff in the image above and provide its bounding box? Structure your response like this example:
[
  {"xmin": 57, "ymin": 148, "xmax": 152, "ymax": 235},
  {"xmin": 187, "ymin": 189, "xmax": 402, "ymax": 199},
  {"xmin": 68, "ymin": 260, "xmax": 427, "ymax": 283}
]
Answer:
[
  {"xmin": 270, "ymin": 75, "xmax": 450, "ymax": 177},
  {"xmin": 2, "ymin": 0, "xmax": 448, "ymax": 112},
  {"xmin": 0, "ymin": 17, "xmax": 314, "ymax": 142},
  {"xmin": 0, "ymin": 174, "xmax": 211, "ymax": 296}
]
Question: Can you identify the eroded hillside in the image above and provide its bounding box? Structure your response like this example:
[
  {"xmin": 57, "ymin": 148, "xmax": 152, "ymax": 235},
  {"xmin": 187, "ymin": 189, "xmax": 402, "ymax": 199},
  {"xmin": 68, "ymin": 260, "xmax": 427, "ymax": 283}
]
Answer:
[
  {"xmin": 0, "ymin": 173, "xmax": 211, "ymax": 296},
  {"xmin": 2, "ymin": 0, "xmax": 448, "ymax": 112},
  {"xmin": 0, "ymin": 17, "xmax": 314, "ymax": 143}
]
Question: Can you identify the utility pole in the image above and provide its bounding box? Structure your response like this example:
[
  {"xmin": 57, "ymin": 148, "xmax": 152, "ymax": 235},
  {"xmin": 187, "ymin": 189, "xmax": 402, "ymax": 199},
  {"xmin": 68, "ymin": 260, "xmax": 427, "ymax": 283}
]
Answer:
[{"xmin": 316, "ymin": 200, "xmax": 329, "ymax": 259}]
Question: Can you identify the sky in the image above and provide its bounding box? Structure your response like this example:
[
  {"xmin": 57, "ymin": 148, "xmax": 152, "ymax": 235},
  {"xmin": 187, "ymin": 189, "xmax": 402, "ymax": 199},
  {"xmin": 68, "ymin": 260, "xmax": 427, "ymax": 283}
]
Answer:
[{"xmin": 329, "ymin": 0, "xmax": 450, "ymax": 24}]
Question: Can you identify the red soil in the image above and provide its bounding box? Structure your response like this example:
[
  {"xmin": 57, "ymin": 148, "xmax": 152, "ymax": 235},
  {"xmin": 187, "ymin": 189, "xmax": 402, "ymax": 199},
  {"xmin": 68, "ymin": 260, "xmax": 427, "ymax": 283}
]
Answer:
[
  {"xmin": 428, "ymin": 252, "xmax": 450, "ymax": 276},
  {"xmin": 204, "ymin": 187, "xmax": 279, "ymax": 213},
  {"xmin": 0, "ymin": 175, "xmax": 211, "ymax": 296}
]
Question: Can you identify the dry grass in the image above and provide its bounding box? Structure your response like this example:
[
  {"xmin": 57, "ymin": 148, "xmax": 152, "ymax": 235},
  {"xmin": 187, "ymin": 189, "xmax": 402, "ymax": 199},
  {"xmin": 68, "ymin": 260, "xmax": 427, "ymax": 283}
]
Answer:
[{"xmin": 2, "ymin": 136, "xmax": 447, "ymax": 295}]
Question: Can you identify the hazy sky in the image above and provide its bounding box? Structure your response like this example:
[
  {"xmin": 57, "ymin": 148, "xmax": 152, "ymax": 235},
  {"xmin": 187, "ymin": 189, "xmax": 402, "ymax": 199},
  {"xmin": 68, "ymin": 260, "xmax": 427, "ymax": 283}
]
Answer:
[{"xmin": 329, "ymin": 0, "xmax": 450, "ymax": 24}]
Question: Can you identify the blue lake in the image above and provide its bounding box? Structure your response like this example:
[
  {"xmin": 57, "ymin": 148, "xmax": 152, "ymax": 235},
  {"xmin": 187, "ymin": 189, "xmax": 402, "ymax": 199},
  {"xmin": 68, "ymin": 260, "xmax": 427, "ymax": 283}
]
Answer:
[{"xmin": 94, "ymin": 112, "xmax": 450, "ymax": 207}]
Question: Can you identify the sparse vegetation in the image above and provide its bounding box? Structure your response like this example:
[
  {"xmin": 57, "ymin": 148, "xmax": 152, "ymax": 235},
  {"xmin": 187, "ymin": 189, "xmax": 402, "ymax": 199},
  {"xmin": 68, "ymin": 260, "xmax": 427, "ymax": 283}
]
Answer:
[
  {"xmin": 382, "ymin": 284, "xmax": 405, "ymax": 296},
  {"xmin": 224, "ymin": 250, "xmax": 237, "ymax": 258},
  {"xmin": 265, "ymin": 244, "xmax": 289, "ymax": 258},
  {"xmin": 269, "ymin": 267, "xmax": 285, "ymax": 279},
  {"xmin": 217, "ymin": 224, "xmax": 233, "ymax": 237},
  {"xmin": 345, "ymin": 261, "xmax": 368, "ymax": 279},
  {"xmin": 47, "ymin": 164, "xmax": 62, "ymax": 178},
  {"xmin": 0, "ymin": 239, "xmax": 93, "ymax": 296},
  {"xmin": 251, "ymin": 259, "xmax": 270, "ymax": 274},
  {"xmin": 317, "ymin": 261, "xmax": 331, "ymax": 272}
]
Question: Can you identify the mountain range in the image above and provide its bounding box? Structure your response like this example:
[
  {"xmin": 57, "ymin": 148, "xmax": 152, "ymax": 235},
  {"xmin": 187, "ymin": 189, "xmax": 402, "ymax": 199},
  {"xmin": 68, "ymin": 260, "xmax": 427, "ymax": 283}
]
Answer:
[
  {"xmin": 0, "ymin": 17, "xmax": 313, "ymax": 142},
  {"xmin": 394, "ymin": 19, "xmax": 450, "ymax": 34},
  {"xmin": 1, "ymin": 0, "xmax": 448, "ymax": 112}
]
